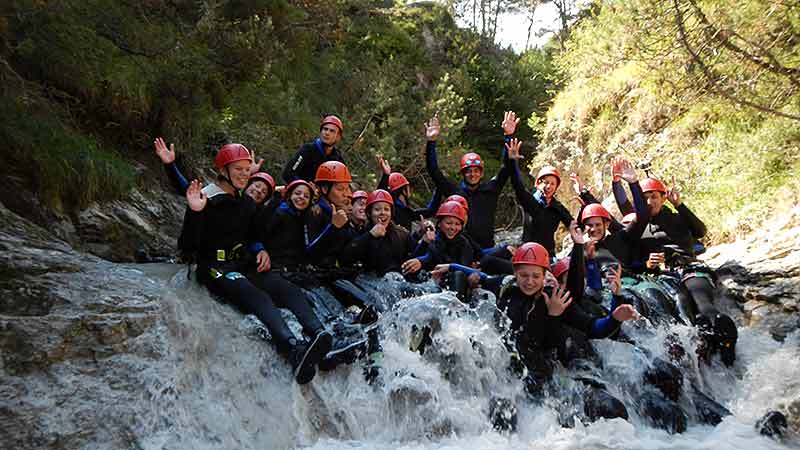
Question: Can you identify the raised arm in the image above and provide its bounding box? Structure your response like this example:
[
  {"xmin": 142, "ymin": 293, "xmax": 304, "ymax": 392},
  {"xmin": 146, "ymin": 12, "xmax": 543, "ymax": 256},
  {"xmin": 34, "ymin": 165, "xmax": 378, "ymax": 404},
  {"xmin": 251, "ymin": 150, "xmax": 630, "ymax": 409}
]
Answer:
[
  {"xmin": 424, "ymin": 115, "xmax": 457, "ymax": 195},
  {"xmin": 505, "ymin": 138, "xmax": 542, "ymax": 213},
  {"xmin": 667, "ymin": 177, "xmax": 706, "ymax": 239}
]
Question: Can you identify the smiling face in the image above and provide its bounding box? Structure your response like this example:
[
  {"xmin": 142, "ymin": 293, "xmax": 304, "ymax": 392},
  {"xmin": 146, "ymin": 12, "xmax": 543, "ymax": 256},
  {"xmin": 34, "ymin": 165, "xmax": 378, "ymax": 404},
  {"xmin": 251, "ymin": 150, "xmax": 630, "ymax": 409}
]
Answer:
[
  {"xmin": 245, "ymin": 180, "xmax": 270, "ymax": 205},
  {"xmin": 351, "ymin": 198, "xmax": 367, "ymax": 223},
  {"xmin": 514, "ymin": 264, "xmax": 546, "ymax": 296},
  {"xmin": 583, "ymin": 216, "xmax": 609, "ymax": 241},
  {"xmin": 369, "ymin": 202, "xmax": 392, "ymax": 226},
  {"xmin": 324, "ymin": 182, "xmax": 352, "ymax": 208},
  {"xmin": 644, "ymin": 191, "xmax": 666, "ymax": 216},
  {"xmin": 223, "ymin": 159, "xmax": 252, "ymax": 190},
  {"xmin": 320, "ymin": 124, "xmax": 341, "ymax": 147},
  {"xmin": 289, "ymin": 184, "xmax": 311, "ymax": 211},
  {"xmin": 438, "ymin": 216, "xmax": 463, "ymax": 240},
  {"xmin": 462, "ymin": 166, "xmax": 483, "ymax": 186},
  {"xmin": 536, "ymin": 175, "xmax": 559, "ymax": 199}
]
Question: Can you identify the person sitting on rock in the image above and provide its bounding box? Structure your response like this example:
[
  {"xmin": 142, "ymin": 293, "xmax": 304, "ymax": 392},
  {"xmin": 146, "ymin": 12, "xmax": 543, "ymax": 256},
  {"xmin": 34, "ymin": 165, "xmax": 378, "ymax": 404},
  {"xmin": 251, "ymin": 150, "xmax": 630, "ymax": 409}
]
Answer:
[
  {"xmin": 424, "ymin": 111, "xmax": 519, "ymax": 250},
  {"xmin": 282, "ymin": 114, "xmax": 345, "ymax": 184},
  {"xmin": 349, "ymin": 190, "xmax": 369, "ymax": 235},
  {"xmin": 376, "ymin": 155, "xmax": 440, "ymax": 230},
  {"xmin": 178, "ymin": 143, "xmax": 331, "ymax": 385},
  {"xmin": 637, "ymin": 176, "xmax": 737, "ymax": 366},
  {"xmin": 306, "ymin": 161, "xmax": 355, "ymax": 268}
]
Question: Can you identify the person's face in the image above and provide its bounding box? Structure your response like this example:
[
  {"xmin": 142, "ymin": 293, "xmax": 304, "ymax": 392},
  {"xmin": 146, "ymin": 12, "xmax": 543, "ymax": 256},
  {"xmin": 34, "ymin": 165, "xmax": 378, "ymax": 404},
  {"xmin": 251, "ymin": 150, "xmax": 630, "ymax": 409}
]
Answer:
[
  {"xmin": 245, "ymin": 180, "xmax": 270, "ymax": 205},
  {"xmin": 289, "ymin": 185, "xmax": 311, "ymax": 211},
  {"xmin": 224, "ymin": 160, "xmax": 252, "ymax": 190},
  {"xmin": 462, "ymin": 166, "xmax": 483, "ymax": 186},
  {"xmin": 351, "ymin": 198, "xmax": 367, "ymax": 222},
  {"xmin": 369, "ymin": 202, "xmax": 392, "ymax": 226},
  {"xmin": 584, "ymin": 217, "xmax": 608, "ymax": 241},
  {"xmin": 438, "ymin": 216, "xmax": 463, "ymax": 240},
  {"xmin": 326, "ymin": 182, "xmax": 352, "ymax": 208},
  {"xmin": 537, "ymin": 175, "xmax": 559, "ymax": 199},
  {"xmin": 514, "ymin": 265, "xmax": 546, "ymax": 296},
  {"xmin": 644, "ymin": 191, "xmax": 666, "ymax": 216},
  {"xmin": 320, "ymin": 124, "xmax": 341, "ymax": 146}
]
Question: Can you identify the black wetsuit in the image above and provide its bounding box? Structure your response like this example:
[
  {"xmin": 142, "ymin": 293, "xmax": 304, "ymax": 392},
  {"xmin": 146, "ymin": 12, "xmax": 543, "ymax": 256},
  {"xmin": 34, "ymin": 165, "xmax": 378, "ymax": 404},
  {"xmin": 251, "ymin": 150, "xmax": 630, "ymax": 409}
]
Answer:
[
  {"xmin": 306, "ymin": 198, "xmax": 355, "ymax": 268},
  {"xmin": 418, "ymin": 231, "xmax": 483, "ymax": 270},
  {"xmin": 425, "ymin": 140, "xmax": 510, "ymax": 249},
  {"xmin": 282, "ymin": 138, "xmax": 344, "ymax": 184},
  {"xmin": 259, "ymin": 200, "xmax": 310, "ymax": 269},
  {"xmin": 506, "ymin": 159, "xmax": 573, "ymax": 256},
  {"xmin": 377, "ymin": 175, "xmax": 441, "ymax": 230},
  {"xmin": 341, "ymin": 223, "xmax": 422, "ymax": 274},
  {"xmin": 639, "ymin": 204, "xmax": 707, "ymax": 258}
]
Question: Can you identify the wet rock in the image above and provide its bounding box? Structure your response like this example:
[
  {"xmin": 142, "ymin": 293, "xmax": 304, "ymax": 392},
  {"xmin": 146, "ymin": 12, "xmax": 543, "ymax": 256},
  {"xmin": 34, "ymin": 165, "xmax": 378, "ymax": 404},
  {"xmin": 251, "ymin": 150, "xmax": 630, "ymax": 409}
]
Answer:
[
  {"xmin": 755, "ymin": 411, "xmax": 787, "ymax": 438},
  {"xmin": 583, "ymin": 387, "xmax": 629, "ymax": 422},
  {"xmin": 638, "ymin": 390, "xmax": 687, "ymax": 434},
  {"xmin": 690, "ymin": 386, "xmax": 731, "ymax": 426},
  {"xmin": 643, "ymin": 357, "xmax": 683, "ymax": 402}
]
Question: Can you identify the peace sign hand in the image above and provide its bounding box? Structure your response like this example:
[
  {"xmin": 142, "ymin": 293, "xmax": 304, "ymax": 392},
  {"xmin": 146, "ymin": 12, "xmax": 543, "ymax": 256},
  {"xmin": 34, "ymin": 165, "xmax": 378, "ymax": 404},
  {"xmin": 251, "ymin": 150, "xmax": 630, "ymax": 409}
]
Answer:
[{"xmin": 666, "ymin": 175, "xmax": 681, "ymax": 206}]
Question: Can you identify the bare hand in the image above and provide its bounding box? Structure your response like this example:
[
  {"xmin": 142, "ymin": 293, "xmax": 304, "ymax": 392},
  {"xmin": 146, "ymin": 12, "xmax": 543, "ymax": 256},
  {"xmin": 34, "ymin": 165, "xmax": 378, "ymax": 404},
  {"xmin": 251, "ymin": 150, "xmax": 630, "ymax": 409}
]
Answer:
[
  {"xmin": 186, "ymin": 180, "xmax": 207, "ymax": 212},
  {"xmin": 420, "ymin": 215, "xmax": 435, "ymax": 243},
  {"xmin": 401, "ymin": 258, "xmax": 422, "ymax": 274},
  {"xmin": 618, "ymin": 158, "xmax": 638, "ymax": 183},
  {"xmin": 256, "ymin": 250, "xmax": 271, "ymax": 272},
  {"xmin": 646, "ymin": 252, "xmax": 665, "ymax": 270},
  {"xmin": 667, "ymin": 175, "xmax": 681, "ymax": 206},
  {"xmin": 605, "ymin": 264, "xmax": 623, "ymax": 295},
  {"xmin": 425, "ymin": 114, "xmax": 440, "ymax": 141},
  {"xmin": 585, "ymin": 239, "xmax": 597, "ymax": 260},
  {"xmin": 250, "ymin": 157, "xmax": 264, "ymax": 176},
  {"xmin": 275, "ymin": 185, "xmax": 285, "ymax": 195},
  {"xmin": 370, "ymin": 223, "xmax": 387, "ymax": 238},
  {"xmin": 501, "ymin": 110, "xmax": 520, "ymax": 135},
  {"xmin": 569, "ymin": 173, "xmax": 585, "ymax": 196},
  {"xmin": 543, "ymin": 282, "xmax": 573, "ymax": 317},
  {"xmin": 331, "ymin": 204, "xmax": 348, "ymax": 228},
  {"xmin": 569, "ymin": 220, "xmax": 586, "ymax": 244},
  {"xmin": 431, "ymin": 264, "xmax": 450, "ymax": 281},
  {"xmin": 610, "ymin": 157, "xmax": 622, "ymax": 182},
  {"xmin": 154, "ymin": 137, "xmax": 175, "ymax": 164},
  {"xmin": 612, "ymin": 304, "xmax": 638, "ymax": 322},
  {"xmin": 506, "ymin": 245, "xmax": 517, "ymax": 255},
  {"xmin": 505, "ymin": 138, "xmax": 523, "ymax": 160},
  {"xmin": 467, "ymin": 272, "xmax": 481, "ymax": 288},
  {"xmin": 376, "ymin": 155, "xmax": 391, "ymax": 175}
]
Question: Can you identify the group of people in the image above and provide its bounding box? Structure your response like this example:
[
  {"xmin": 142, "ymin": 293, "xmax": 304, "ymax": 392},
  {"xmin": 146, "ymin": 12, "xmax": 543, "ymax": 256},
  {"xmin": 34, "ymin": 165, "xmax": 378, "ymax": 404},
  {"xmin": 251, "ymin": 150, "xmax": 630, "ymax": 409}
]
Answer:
[{"xmin": 157, "ymin": 110, "xmax": 737, "ymax": 393}]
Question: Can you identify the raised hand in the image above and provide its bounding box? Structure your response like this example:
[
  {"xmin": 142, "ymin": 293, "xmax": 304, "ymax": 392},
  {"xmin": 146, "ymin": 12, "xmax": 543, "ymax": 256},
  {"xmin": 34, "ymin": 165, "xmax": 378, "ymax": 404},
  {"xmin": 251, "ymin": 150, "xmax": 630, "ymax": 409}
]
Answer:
[
  {"xmin": 401, "ymin": 258, "xmax": 422, "ymax": 275},
  {"xmin": 504, "ymin": 138, "xmax": 523, "ymax": 160},
  {"xmin": 569, "ymin": 220, "xmax": 586, "ymax": 244},
  {"xmin": 610, "ymin": 157, "xmax": 622, "ymax": 182},
  {"xmin": 431, "ymin": 264, "xmax": 450, "ymax": 281},
  {"xmin": 154, "ymin": 137, "xmax": 175, "ymax": 164},
  {"xmin": 585, "ymin": 238, "xmax": 597, "ymax": 260},
  {"xmin": 425, "ymin": 114, "xmax": 441, "ymax": 141},
  {"xmin": 612, "ymin": 304, "xmax": 638, "ymax": 322},
  {"xmin": 618, "ymin": 157, "xmax": 639, "ymax": 183},
  {"xmin": 501, "ymin": 110, "xmax": 521, "ymax": 135},
  {"xmin": 256, "ymin": 250, "xmax": 271, "ymax": 272},
  {"xmin": 331, "ymin": 204, "xmax": 349, "ymax": 228},
  {"xmin": 543, "ymin": 282, "xmax": 573, "ymax": 317},
  {"xmin": 376, "ymin": 155, "xmax": 391, "ymax": 175},
  {"xmin": 186, "ymin": 179, "xmax": 207, "ymax": 212},
  {"xmin": 419, "ymin": 215, "xmax": 436, "ymax": 243},
  {"xmin": 666, "ymin": 175, "xmax": 681, "ymax": 206},
  {"xmin": 250, "ymin": 156, "xmax": 264, "ymax": 176},
  {"xmin": 569, "ymin": 173, "xmax": 586, "ymax": 196},
  {"xmin": 605, "ymin": 264, "xmax": 623, "ymax": 295},
  {"xmin": 370, "ymin": 223, "xmax": 387, "ymax": 238}
]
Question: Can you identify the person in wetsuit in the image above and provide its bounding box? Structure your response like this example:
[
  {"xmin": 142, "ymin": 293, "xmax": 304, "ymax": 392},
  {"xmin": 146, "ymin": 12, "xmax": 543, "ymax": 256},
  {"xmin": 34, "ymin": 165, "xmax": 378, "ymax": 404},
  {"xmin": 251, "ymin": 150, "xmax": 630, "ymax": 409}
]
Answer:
[
  {"xmin": 349, "ymin": 190, "xmax": 369, "ymax": 235},
  {"xmin": 306, "ymin": 161, "xmax": 355, "ymax": 267},
  {"xmin": 178, "ymin": 144, "xmax": 331, "ymax": 385},
  {"xmin": 375, "ymin": 155, "xmax": 441, "ymax": 230},
  {"xmin": 282, "ymin": 115, "xmax": 346, "ymax": 184},
  {"xmin": 424, "ymin": 111, "xmax": 520, "ymax": 250}
]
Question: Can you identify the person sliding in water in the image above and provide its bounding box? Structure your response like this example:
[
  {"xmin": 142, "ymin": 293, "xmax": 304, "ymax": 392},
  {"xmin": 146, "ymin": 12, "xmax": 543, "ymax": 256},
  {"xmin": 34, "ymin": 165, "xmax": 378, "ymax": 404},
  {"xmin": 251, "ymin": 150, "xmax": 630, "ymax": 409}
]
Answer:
[
  {"xmin": 282, "ymin": 114, "xmax": 346, "ymax": 184},
  {"xmin": 424, "ymin": 111, "xmax": 519, "ymax": 250},
  {"xmin": 638, "ymin": 176, "xmax": 737, "ymax": 366},
  {"xmin": 178, "ymin": 144, "xmax": 331, "ymax": 384}
]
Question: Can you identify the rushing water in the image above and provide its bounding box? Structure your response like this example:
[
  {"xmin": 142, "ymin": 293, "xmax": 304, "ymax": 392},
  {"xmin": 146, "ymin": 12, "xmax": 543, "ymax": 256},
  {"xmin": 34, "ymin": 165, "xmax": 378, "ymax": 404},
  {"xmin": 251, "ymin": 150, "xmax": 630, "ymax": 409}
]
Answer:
[{"xmin": 131, "ymin": 264, "xmax": 798, "ymax": 450}]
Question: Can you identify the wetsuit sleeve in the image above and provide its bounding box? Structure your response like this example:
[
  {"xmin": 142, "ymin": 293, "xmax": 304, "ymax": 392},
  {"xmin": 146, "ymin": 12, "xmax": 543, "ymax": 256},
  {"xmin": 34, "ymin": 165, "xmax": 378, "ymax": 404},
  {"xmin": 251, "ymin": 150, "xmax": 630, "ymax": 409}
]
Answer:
[
  {"xmin": 450, "ymin": 264, "xmax": 503, "ymax": 295},
  {"xmin": 622, "ymin": 181, "xmax": 650, "ymax": 241},
  {"xmin": 413, "ymin": 188, "xmax": 442, "ymax": 218},
  {"xmin": 164, "ymin": 162, "xmax": 190, "ymax": 195},
  {"xmin": 377, "ymin": 173, "xmax": 389, "ymax": 191},
  {"xmin": 612, "ymin": 180, "xmax": 634, "ymax": 215},
  {"xmin": 340, "ymin": 232, "xmax": 371, "ymax": 265},
  {"xmin": 177, "ymin": 207, "xmax": 203, "ymax": 256},
  {"xmin": 578, "ymin": 190, "xmax": 622, "ymax": 232},
  {"xmin": 506, "ymin": 158, "xmax": 541, "ymax": 213},
  {"xmin": 562, "ymin": 303, "xmax": 621, "ymax": 339},
  {"xmin": 566, "ymin": 243, "xmax": 586, "ymax": 302},
  {"xmin": 554, "ymin": 198, "xmax": 574, "ymax": 227},
  {"xmin": 486, "ymin": 136, "xmax": 512, "ymax": 192},
  {"xmin": 282, "ymin": 145, "xmax": 311, "ymax": 184},
  {"xmin": 425, "ymin": 141, "xmax": 458, "ymax": 195},
  {"xmin": 676, "ymin": 203, "xmax": 707, "ymax": 239}
]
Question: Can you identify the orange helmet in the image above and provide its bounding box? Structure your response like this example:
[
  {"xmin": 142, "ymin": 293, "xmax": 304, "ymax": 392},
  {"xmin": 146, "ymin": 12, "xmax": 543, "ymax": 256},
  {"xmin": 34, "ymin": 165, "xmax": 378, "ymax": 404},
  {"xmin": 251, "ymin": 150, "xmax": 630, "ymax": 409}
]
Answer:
[
  {"xmin": 534, "ymin": 165, "xmax": 561, "ymax": 186},
  {"xmin": 248, "ymin": 172, "xmax": 275, "ymax": 193},
  {"xmin": 314, "ymin": 161, "xmax": 352, "ymax": 183},
  {"xmin": 580, "ymin": 203, "xmax": 611, "ymax": 224},
  {"xmin": 435, "ymin": 201, "xmax": 467, "ymax": 223},
  {"xmin": 445, "ymin": 194, "xmax": 469, "ymax": 212},
  {"xmin": 459, "ymin": 152, "xmax": 484, "ymax": 172},
  {"xmin": 352, "ymin": 190, "xmax": 368, "ymax": 202},
  {"xmin": 512, "ymin": 243, "xmax": 550, "ymax": 268},
  {"xmin": 640, "ymin": 177, "xmax": 667, "ymax": 194},
  {"xmin": 284, "ymin": 179, "xmax": 313, "ymax": 200},
  {"xmin": 214, "ymin": 143, "xmax": 252, "ymax": 170},
  {"xmin": 320, "ymin": 115, "xmax": 343, "ymax": 133},
  {"xmin": 366, "ymin": 189, "xmax": 393, "ymax": 210},
  {"xmin": 388, "ymin": 172, "xmax": 410, "ymax": 192},
  {"xmin": 551, "ymin": 257, "xmax": 571, "ymax": 278}
]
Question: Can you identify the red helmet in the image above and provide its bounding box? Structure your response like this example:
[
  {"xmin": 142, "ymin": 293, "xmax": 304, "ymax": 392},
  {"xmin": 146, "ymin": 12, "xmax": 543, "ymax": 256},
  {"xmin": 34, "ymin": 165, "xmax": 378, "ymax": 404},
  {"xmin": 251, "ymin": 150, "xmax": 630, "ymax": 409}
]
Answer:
[
  {"xmin": 214, "ymin": 143, "xmax": 252, "ymax": 170},
  {"xmin": 535, "ymin": 165, "xmax": 561, "ymax": 186},
  {"xmin": 315, "ymin": 161, "xmax": 352, "ymax": 183},
  {"xmin": 445, "ymin": 194, "xmax": 469, "ymax": 212},
  {"xmin": 352, "ymin": 190, "xmax": 368, "ymax": 202},
  {"xmin": 388, "ymin": 172, "xmax": 410, "ymax": 192},
  {"xmin": 551, "ymin": 257, "xmax": 571, "ymax": 278},
  {"xmin": 366, "ymin": 189, "xmax": 393, "ymax": 210},
  {"xmin": 512, "ymin": 242, "xmax": 550, "ymax": 268},
  {"xmin": 320, "ymin": 115, "xmax": 343, "ymax": 133},
  {"xmin": 580, "ymin": 203, "xmax": 611, "ymax": 224},
  {"xmin": 435, "ymin": 201, "xmax": 467, "ymax": 223},
  {"xmin": 640, "ymin": 177, "xmax": 667, "ymax": 194},
  {"xmin": 459, "ymin": 152, "xmax": 484, "ymax": 172},
  {"xmin": 248, "ymin": 172, "xmax": 275, "ymax": 193},
  {"xmin": 284, "ymin": 179, "xmax": 313, "ymax": 200}
]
